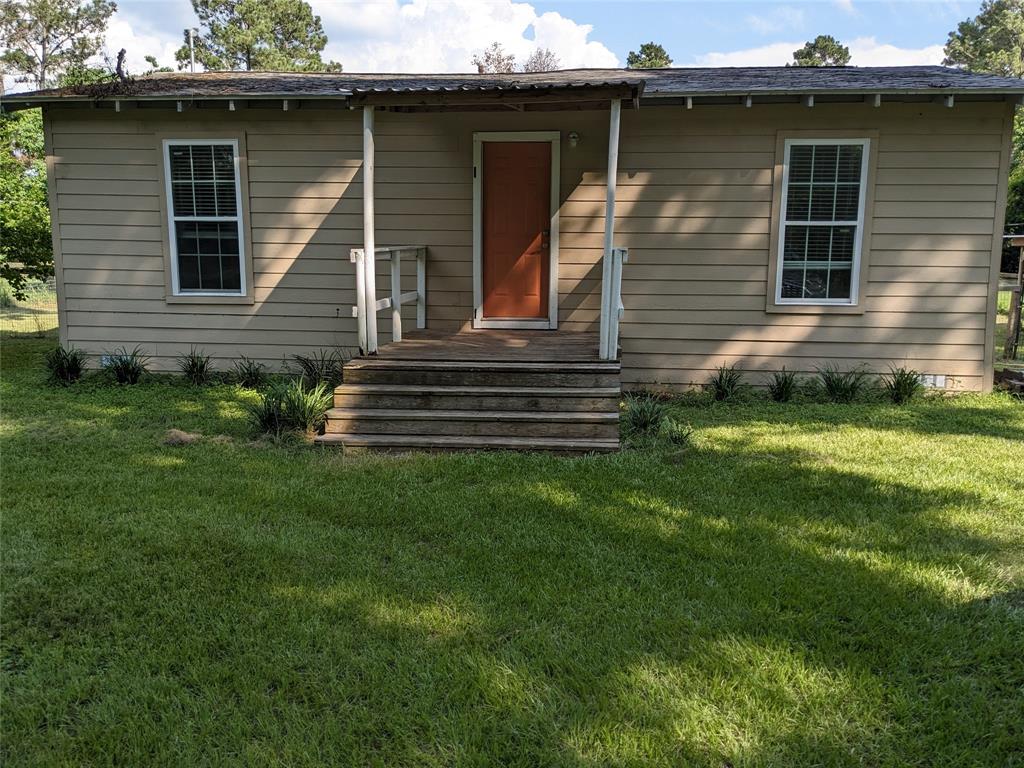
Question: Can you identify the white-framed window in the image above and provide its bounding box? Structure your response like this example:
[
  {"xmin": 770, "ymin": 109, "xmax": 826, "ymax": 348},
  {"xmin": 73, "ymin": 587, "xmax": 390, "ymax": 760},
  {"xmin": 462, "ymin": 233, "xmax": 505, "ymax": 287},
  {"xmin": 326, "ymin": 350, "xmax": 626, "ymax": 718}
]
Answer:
[
  {"xmin": 162, "ymin": 139, "xmax": 245, "ymax": 296},
  {"xmin": 776, "ymin": 138, "xmax": 870, "ymax": 305}
]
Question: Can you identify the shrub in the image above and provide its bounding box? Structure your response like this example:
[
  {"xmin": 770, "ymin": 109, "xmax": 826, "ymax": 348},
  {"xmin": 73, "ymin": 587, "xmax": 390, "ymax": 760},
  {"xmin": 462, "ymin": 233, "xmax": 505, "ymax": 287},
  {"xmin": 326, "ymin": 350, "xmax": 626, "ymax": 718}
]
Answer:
[
  {"xmin": 177, "ymin": 346, "xmax": 213, "ymax": 385},
  {"xmin": 231, "ymin": 356, "xmax": 266, "ymax": 389},
  {"xmin": 292, "ymin": 349, "xmax": 346, "ymax": 388},
  {"xmin": 246, "ymin": 379, "xmax": 333, "ymax": 437},
  {"xmin": 44, "ymin": 345, "xmax": 87, "ymax": 385},
  {"xmin": 816, "ymin": 364, "xmax": 870, "ymax": 403},
  {"xmin": 659, "ymin": 417, "xmax": 693, "ymax": 448},
  {"xmin": 707, "ymin": 363, "xmax": 744, "ymax": 402},
  {"xmin": 767, "ymin": 367, "xmax": 798, "ymax": 403},
  {"xmin": 101, "ymin": 346, "xmax": 148, "ymax": 385},
  {"xmin": 884, "ymin": 366, "xmax": 923, "ymax": 405},
  {"xmin": 0, "ymin": 279, "xmax": 13, "ymax": 309},
  {"xmin": 622, "ymin": 393, "xmax": 667, "ymax": 438}
]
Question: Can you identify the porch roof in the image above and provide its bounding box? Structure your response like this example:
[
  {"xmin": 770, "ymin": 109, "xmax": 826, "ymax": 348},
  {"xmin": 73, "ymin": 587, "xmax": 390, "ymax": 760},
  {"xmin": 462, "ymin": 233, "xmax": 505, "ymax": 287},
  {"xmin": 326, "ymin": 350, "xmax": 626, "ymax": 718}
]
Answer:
[{"xmin": 3, "ymin": 65, "xmax": 1021, "ymax": 112}]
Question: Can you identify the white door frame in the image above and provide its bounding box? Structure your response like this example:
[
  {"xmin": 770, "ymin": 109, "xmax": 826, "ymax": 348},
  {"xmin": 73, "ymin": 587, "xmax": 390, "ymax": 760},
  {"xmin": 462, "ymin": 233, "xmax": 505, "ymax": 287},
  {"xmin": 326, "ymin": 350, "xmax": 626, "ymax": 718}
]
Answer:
[{"xmin": 472, "ymin": 131, "xmax": 560, "ymax": 330}]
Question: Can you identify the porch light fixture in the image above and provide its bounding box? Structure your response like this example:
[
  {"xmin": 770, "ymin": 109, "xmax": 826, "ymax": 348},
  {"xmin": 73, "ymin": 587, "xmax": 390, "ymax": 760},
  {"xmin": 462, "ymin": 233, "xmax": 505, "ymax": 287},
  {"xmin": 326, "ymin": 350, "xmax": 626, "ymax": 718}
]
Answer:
[{"xmin": 567, "ymin": 131, "xmax": 580, "ymax": 148}]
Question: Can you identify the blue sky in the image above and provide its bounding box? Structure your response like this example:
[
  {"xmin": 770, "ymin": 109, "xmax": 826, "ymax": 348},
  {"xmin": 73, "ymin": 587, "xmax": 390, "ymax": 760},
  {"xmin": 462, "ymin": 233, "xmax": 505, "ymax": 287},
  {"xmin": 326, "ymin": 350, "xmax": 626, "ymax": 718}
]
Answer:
[{"xmin": 8, "ymin": 0, "xmax": 983, "ymax": 90}]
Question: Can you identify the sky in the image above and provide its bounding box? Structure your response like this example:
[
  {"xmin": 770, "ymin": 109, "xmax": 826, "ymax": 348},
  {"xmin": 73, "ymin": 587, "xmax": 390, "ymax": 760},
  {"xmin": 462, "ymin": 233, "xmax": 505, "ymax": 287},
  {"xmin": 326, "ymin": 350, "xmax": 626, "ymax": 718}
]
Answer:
[{"xmin": 6, "ymin": 0, "xmax": 982, "ymax": 92}]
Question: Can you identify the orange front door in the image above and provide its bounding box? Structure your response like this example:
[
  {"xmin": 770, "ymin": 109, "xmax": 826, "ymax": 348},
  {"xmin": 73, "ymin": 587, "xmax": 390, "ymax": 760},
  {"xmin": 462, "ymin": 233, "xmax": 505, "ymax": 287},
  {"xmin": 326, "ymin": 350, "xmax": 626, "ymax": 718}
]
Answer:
[{"xmin": 482, "ymin": 141, "xmax": 551, "ymax": 319}]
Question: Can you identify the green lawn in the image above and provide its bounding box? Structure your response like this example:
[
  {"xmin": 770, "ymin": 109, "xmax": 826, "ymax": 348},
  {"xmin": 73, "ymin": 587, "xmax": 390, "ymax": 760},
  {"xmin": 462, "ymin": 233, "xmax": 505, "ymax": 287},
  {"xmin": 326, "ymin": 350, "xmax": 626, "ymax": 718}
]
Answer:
[{"xmin": 2, "ymin": 337, "xmax": 1022, "ymax": 766}]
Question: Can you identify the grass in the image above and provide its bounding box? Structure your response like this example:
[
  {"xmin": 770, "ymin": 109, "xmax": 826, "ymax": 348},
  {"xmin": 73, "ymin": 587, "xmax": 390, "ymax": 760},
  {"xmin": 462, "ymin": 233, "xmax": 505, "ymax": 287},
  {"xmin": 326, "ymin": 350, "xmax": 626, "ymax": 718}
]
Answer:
[
  {"xmin": 2, "ymin": 336, "xmax": 1023, "ymax": 766},
  {"xmin": 0, "ymin": 281, "xmax": 58, "ymax": 338}
]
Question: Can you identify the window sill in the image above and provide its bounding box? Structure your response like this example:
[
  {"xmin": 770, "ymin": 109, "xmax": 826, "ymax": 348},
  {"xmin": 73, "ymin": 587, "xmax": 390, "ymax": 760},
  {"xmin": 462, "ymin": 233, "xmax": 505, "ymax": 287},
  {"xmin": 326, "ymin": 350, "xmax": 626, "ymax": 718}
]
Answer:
[
  {"xmin": 765, "ymin": 301, "xmax": 865, "ymax": 315},
  {"xmin": 166, "ymin": 293, "xmax": 254, "ymax": 306}
]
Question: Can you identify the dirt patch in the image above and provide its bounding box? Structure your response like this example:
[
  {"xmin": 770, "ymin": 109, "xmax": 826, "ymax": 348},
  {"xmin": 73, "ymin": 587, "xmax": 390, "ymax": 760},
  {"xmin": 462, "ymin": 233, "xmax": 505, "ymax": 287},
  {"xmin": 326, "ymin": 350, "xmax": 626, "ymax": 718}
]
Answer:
[{"xmin": 164, "ymin": 429, "xmax": 202, "ymax": 446}]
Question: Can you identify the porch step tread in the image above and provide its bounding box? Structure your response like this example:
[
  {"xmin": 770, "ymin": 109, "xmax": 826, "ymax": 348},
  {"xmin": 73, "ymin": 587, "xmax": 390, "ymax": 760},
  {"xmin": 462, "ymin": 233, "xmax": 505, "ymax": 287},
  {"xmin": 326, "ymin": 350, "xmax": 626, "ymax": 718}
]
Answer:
[
  {"xmin": 347, "ymin": 358, "xmax": 620, "ymax": 372},
  {"xmin": 326, "ymin": 408, "xmax": 620, "ymax": 422},
  {"xmin": 333, "ymin": 384, "xmax": 621, "ymax": 397},
  {"xmin": 314, "ymin": 433, "xmax": 620, "ymax": 452}
]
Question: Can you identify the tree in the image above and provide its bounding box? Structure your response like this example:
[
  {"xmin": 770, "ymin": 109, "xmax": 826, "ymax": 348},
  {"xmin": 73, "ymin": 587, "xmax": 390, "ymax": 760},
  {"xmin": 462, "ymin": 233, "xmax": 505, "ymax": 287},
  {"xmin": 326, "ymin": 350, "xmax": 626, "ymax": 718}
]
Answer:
[
  {"xmin": 0, "ymin": 0, "xmax": 117, "ymax": 88},
  {"xmin": 626, "ymin": 42, "xmax": 672, "ymax": 69},
  {"xmin": 0, "ymin": 109, "xmax": 52, "ymax": 299},
  {"xmin": 943, "ymin": 0, "xmax": 1024, "ymax": 77},
  {"xmin": 944, "ymin": 0, "xmax": 1024, "ymax": 270},
  {"xmin": 521, "ymin": 47, "xmax": 559, "ymax": 73},
  {"xmin": 174, "ymin": 0, "xmax": 342, "ymax": 72},
  {"xmin": 790, "ymin": 35, "xmax": 851, "ymax": 66},
  {"xmin": 472, "ymin": 42, "xmax": 516, "ymax": 74}
]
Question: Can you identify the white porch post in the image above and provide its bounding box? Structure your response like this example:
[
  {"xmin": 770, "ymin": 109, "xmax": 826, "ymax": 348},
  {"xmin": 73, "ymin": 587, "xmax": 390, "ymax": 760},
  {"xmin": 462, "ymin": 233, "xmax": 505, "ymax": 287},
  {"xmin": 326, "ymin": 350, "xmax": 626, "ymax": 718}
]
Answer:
[
  {"xmin": 363, "ymin": 105, "xmax": 378, "ymax": 354},
  {"xmin": 599, "ymin": 98, "xmax": 622, "ymax": 361}
]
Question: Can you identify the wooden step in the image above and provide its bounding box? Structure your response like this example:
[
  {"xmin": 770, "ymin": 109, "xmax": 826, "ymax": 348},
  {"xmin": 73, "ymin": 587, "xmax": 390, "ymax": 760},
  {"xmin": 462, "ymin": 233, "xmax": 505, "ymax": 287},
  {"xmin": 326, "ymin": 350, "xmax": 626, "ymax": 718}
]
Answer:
[
  {"xmin": 343, "ymin": 358, "xmax": 621, "ymax": 387},
  {"xmin": 332, "ymin": 384, "xmax": 621, "ymax": 412},
  {"xmin": 324, "ymin": 408, "xmax": 620, "ymax": 439},
  {"xmin": 314, "ymin": 433, "xmax": 620, "ymax": 453}
]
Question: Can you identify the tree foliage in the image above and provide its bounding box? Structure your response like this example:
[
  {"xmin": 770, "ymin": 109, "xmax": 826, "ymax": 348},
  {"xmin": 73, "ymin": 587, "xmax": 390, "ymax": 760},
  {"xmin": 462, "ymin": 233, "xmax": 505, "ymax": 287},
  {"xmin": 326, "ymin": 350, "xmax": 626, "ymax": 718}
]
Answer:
[
  {"xmin": 174, "ymin": 0, "xmax": 342, "ymax": 72},
  {"xmin": 626, "ymin": 42, "xmax": 672, "ymax": 69},
  {"xmin": 790, "ymin": 35, "xmax": 851, "ymax": 66},
  {"xmin": 0, "ymin": 110, "xmax": 52, "ymax": 299},
  {"xmin": 0, "ymin": 0, "xmax": 116, "ymax": 87},
  {"xmin": 944, "ymin": 0, "xmax": 1024, "ymax": 267},
  {"xmin": 472, "ymin": 42, "xmax": 516, "ymax": 74},
  {"xmin": 943, "ymin": 0, "xmax": 1024, "ymax": 77},
  {"xmin": 521, "ymin": 47, "xmax": 559, "ymax": 73}
]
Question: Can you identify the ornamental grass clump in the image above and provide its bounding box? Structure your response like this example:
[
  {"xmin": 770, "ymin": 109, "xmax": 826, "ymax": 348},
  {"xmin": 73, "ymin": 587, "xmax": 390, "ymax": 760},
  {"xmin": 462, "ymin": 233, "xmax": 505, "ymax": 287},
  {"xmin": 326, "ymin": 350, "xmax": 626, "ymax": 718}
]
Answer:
[
  {"xmin": 246, "ymin": 379, "xmax": 333, "ymax": 437},
  {"xmin": 816, "ymin": 364, "xmax": 870, "ymax": 404},
  {"xmin": 231, "ymin": 356, "xmax": 266, "ymax": 389},
  {"xmin": 707, "ymin": 363, "xmax": 745, "ymax": 402},
  {"xmin": 44, "ymin": 345, "xmax": 87, "ymax": 386},
  {"xmin": 622, "ymin": 393, "xmax": 667, "ymax": 439},
  {"xmin": 885, "ymin": 366, "xmax": 923, "ymax": 405},
  {"xmin": 292, "ymin": 349, "xmax": 346, "ymax": 389},
  {"xmin": 177, "ymin": 346, "xmax": 214, "ymax": 385},
  {"xmin": 101, "ymin": 346, "xmax": 148, "ymax": 385},
  {"xmin": 767, "ymin": 367, "xmax": 798, "ymax": 403}
]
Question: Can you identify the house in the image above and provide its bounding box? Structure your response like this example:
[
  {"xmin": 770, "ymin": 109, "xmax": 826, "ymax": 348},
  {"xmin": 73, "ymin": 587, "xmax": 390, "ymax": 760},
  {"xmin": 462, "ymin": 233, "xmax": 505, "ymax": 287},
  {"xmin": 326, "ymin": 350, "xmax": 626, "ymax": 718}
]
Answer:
[{"xmin": 4, "ymin": 66, "xmax": 1022, "ymax": 451}]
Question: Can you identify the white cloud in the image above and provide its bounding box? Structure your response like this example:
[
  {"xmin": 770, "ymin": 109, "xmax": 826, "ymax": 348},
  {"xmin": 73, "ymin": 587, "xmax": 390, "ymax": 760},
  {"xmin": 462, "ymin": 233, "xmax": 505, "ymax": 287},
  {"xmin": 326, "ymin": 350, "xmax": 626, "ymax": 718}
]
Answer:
[
  {"xmin": 834, "ymin": 0, "xmax": 856, "ymax": 15},
  {"xmin": 692, "ymin": 36, "xmax": 944, "ymax": 67},
  {"xmin": 313, "ymin": 0, "xmax": 619, "ymax": 71},
  {"xmin": 745, "ymin": 6, "xmax": 806, "ymax": 35},
  {"xmin": 101, "ymin": 13, "xmax": 184, "ymax": 74}
]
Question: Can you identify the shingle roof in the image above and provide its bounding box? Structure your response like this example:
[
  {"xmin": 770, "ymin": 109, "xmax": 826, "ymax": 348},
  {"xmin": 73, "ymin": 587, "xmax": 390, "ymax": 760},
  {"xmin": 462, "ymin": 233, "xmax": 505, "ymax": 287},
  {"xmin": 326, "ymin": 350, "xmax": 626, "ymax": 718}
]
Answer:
[{"xmin": 3, "ymin": 65, "xmax": 1022, "ymax": 105}]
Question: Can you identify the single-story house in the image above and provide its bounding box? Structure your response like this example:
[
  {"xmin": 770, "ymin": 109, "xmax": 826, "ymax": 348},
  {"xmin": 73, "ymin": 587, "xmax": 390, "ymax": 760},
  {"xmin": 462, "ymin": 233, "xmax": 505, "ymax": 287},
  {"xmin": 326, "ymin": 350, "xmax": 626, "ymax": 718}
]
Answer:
[{"xmin": 5, "ymin": 66, "xmax": 1022, "ymax": 450}]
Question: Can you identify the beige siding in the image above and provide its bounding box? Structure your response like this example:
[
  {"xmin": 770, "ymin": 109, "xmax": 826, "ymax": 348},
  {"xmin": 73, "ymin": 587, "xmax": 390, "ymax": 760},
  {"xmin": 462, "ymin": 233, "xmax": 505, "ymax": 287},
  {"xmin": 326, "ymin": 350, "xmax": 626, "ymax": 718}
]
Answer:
[{"xmin": 46, "ymin": 99, "xmax": 1011, "ymax": 390}]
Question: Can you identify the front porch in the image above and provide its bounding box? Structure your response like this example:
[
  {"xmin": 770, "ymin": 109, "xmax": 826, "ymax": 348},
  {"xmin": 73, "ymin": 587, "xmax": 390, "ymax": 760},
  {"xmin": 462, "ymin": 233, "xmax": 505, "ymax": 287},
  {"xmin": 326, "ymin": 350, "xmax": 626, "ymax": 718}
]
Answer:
[{"xmin": 314, "ymin": 329, "xmax": 622, "ymax": 452}]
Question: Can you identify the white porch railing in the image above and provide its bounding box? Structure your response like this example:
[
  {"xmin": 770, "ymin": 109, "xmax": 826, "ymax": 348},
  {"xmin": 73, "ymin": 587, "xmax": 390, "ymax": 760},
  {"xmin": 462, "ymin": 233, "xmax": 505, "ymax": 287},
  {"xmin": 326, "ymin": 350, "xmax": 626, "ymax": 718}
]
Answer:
[
  {"xmin": 598, "ymin": 247, "xmax": 628, "ymax": 361},
  {"xmin": 351, "ymin": 245, "xmax": 427, "ymax": 353}
]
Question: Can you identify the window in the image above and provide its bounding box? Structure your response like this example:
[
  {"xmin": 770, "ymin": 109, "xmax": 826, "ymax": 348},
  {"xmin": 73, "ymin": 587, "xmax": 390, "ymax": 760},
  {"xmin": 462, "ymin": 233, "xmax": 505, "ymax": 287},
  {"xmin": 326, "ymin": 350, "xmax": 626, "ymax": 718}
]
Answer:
[
  {"xmin": 776, "ymin": 139, "xmax": 869, "ymax": 305},
  {"xmin": 163, "ymin": 140, "xmax": 245, "ymax": 296}
]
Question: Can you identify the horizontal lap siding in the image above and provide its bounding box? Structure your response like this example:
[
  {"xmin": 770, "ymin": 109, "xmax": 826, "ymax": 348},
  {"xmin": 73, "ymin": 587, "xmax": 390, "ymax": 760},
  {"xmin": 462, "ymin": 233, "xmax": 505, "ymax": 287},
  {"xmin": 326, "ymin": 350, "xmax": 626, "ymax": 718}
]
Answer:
[
  {"xmin": 49, "ymin": 102, "xmax": 1007, "ymax": 388},
  {"xmin": 556, "ymin": 102, "xmax": 1007, "ymax": 391}
]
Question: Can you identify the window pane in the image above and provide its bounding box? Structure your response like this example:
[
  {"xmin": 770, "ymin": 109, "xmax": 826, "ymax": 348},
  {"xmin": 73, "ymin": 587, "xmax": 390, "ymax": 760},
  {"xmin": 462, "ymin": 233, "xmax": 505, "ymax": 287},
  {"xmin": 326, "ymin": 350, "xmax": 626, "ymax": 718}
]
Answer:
[
  {"xmin": 213, "ymin": 145, "xmax": 234, "ymax": 180},
  {"xmin": 812, "ymin": 145, "xmax": 838, "ymax": 182},
  {"xmin": 781, "ymin": 268, "xmax": 804, "ymax": 298},
  {"xmin": 809, "ymin": 185, "xmax": 836, "ymax": 220},
  {"xmin": 807, "ymin": 227, "xmax": 832, "ymax": 261},
  {"xmin": 171, "ymin": 182, "xmax": 194, "ymax": 217},
  {"xmin": 804, "ymin": 268, "xmax": 829, "ymax": 299},
  {"xmin": 828, "ymin": 266, "xmax": 852, "ymax": 299},
  {"xmin": 190, "ymin": 145, "xmax": 214, "ymax": 180},
  {"xmin": 786, "ymin": 184, "xmax": 810, "ymax": 220},
  {"xmin": 215, "ymin": 182, "xmax": 237, "ymax": 216},
  {"xmin": 831, "ymin": 226, "xmax": 855, "ymax": 261},
  {"xmin": 179, "ymin": 254, "xmax": 201, "ymax": 290},
  {"xmin": 837, "ymin": 145, "xmax": 863, "ymax": 182},
  {"xmin": 789, "ymin": 145, "xmax": 813, "ymax": 183},
  {"xmin": 192, "ymin": 181, "xmax": 217, "ymax": 216},
  {"xmin": 169, "ymin": 146, "xmax": 192, "ymax": 181},
  {"xmin": 834, "ymin": 184, "xmax": 860, "ymax": 221},
  {"xmin": 784, "ymin": 226, "xmax": 808, "ymax": 261}
]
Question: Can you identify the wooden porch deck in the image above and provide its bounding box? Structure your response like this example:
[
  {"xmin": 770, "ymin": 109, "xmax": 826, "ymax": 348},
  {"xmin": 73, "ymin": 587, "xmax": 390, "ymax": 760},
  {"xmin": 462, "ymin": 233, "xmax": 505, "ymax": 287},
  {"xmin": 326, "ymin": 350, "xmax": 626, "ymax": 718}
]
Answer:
[{"xmin": 315, "ymin": 330, "xmax": 622, "ymax": 453}]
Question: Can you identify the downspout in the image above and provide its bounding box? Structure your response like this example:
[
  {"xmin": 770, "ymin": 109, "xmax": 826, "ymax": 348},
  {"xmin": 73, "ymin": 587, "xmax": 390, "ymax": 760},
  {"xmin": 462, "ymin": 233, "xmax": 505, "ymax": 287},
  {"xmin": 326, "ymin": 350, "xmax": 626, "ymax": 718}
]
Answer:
[
  {"xmin": 599, "ymin": 98, "xmax": 622, "ymax": 360},
  {"xmin": 363, "ymin": 105, "xmax": 378, "ymax": 354}
]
